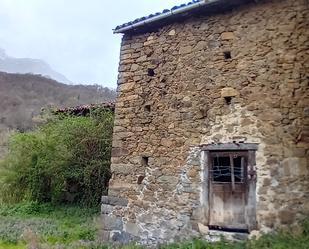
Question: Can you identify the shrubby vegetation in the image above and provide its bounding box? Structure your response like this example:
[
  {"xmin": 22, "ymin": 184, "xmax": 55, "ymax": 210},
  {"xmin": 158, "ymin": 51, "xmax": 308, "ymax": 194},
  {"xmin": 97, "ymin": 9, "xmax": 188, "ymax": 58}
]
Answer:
[
  {"xmin": 0, "ymin": 106, "xmax": 115, "ymax": 248},
  {"xmin": 0, "ymin": 108, "xmax": 113, "ymax": 206}
]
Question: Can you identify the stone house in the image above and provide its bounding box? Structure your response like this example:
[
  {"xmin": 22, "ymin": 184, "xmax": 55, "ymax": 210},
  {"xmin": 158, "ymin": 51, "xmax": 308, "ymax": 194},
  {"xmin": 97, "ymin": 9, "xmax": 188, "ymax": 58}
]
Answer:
[{"xmin": 101, "ymin": 0, "xmax": 309, "ymax": 245}]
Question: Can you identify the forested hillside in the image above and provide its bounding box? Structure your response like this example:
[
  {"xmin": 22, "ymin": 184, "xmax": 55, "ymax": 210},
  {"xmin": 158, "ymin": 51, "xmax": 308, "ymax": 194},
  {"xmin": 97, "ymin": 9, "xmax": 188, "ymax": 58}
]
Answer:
[
  {"xmin": 0, "ymin": 71, "xmax": 116, "ymax": 159},
  {"xmin": 0, "ymin": 71, "xmax": 116, "ymax": 131}
]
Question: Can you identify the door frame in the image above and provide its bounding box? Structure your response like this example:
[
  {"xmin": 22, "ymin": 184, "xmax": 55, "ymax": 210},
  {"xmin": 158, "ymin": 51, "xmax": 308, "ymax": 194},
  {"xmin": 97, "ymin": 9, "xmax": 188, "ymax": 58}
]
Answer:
[{"xmin": 201, "ymin": 143, "xmax": 258, "ymax": 232}]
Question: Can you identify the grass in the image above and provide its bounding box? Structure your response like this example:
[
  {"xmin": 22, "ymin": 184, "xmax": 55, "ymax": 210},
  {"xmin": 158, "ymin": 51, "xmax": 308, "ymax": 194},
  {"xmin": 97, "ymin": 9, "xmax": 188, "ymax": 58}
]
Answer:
[
  {"xmin": 159, "ymin": 220, "xmax": 309, "ymax": 249},
  {"xmin": 0, "ymin": 202, "xmax": 308, "ymax": 249},
  {"xmin": 0, "ymin": 202, "xmax": 99, "ymax": 248},
  {"xmin": 0, "ymin": 241, "xmax": 25, "ymax": 249}
]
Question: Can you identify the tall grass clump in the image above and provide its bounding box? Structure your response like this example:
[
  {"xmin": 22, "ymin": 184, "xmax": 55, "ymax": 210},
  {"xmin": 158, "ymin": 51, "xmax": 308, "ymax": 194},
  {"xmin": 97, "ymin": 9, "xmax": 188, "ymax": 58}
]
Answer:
[{"xmin": 0, "ymin": 108, "xmax": 113, "ymax": 206}]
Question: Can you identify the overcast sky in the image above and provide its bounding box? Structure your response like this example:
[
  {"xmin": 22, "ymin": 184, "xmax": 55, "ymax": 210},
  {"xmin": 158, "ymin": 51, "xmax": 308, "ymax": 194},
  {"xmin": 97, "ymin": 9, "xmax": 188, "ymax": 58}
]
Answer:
[{"xmin": 0, "ymin": 0, "xmax": 183, "ymax": 88}]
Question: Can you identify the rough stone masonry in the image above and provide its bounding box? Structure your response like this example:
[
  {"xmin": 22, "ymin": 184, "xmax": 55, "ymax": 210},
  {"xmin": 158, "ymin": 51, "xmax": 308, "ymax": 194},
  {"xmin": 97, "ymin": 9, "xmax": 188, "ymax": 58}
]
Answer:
[{"xmin": 101, "ymin": 0, "xmax": 309, "ymax": 245}]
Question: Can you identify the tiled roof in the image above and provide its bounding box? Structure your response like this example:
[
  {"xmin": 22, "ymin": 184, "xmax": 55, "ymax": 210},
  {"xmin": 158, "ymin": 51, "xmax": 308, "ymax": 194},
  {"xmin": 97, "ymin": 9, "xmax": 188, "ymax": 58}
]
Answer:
[
  {"xmin": 55, "ymin": 102, "xmax": 115, "ymax": 116},
  {"xmin": 114, "ymin": 0, "xmax": 203, "ymax": 33}
]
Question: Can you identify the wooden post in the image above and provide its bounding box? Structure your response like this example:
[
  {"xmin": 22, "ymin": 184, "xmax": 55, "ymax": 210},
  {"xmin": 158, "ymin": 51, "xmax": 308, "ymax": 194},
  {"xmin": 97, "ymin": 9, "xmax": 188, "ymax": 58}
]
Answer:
[
  {"xmin": 241, "ymin": 156, "xmax": 245, "ymax": 182},
  {"xmin": 230, "ymin": 155, "xmax": 235, "ymax": 192},
  {"xmin": 201, "ymin": 151, "xmax": 210, "ymax": 224},
  {"xmin": 246, "ymin": 150, "xmax": 257, "ymax": 231}
]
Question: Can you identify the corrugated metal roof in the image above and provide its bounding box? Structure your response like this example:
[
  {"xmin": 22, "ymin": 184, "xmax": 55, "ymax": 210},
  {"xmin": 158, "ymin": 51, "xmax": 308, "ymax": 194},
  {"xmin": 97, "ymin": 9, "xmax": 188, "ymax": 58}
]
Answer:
[{"xmin": 114, "ymin": 0, "xmax": 203, "ymax": 33}]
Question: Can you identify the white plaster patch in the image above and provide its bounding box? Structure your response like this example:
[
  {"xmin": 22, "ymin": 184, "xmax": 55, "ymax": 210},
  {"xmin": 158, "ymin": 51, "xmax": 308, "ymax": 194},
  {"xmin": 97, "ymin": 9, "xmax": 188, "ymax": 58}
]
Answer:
[
  {"xmin": 271, "ymin": 178, "xmax": 279, "ymax": 187},
  {"xmin": 175, "ymin": 147, "xmax": 201, "ymax": 195},
  {"xmin": 200, "ymin": 150, "xmax": 207, "ymax": 206},
  {"xmin": 200, "ymin": 104, "xmax": 268, "ymax": 227}
]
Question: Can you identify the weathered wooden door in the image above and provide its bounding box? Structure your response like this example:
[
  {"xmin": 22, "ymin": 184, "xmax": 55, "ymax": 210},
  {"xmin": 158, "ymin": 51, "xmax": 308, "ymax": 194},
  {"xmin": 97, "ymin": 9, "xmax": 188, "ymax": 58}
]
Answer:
[{"xmin": 208, "ymin": 151, "xmax": 249, "ymax": 231}]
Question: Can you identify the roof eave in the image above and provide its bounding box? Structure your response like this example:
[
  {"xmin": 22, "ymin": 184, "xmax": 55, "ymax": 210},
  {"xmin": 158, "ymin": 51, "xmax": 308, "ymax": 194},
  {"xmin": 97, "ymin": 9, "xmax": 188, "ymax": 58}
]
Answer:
[{"xmin": 113, "ymin": 0, "xmax": 223, "ymax": 34}]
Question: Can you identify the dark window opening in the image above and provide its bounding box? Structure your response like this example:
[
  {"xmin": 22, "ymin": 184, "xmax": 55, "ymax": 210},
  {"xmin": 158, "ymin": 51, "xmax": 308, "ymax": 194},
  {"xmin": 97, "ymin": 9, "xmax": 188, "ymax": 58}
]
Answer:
[
  {"xmin": 224, "ymin": 96, "xmax": 232, "ymax": 105},
  {"xmin": 212, "ymin": 156, "xmax": 231, "ymax": 182},
  {"xmin": 147, "ymin": 68, "xmax": 155, "ymax": 77},
  {"xmin": 144, "ymin": 105, "xmax": 151, "ymax": 112},
  {"xmin": 211, "ymin": 153, "xmax": 245, "ymax": 183},
  {"xmin": 141, "ymin": 156, "xmax": 149, "ymax": 167},
  {"xmin": 137, "ymin": 175, "xmax": 145, "ymax": 184},
  {"xmin": 224, "ymin": 51, "xmax": 232, "ymax": 59}
]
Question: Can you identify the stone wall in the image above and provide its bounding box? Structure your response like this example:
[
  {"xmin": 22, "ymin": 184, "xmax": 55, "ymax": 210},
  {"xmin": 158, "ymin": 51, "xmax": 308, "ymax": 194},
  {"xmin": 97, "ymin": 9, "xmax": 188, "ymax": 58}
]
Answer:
[{"xmin": 103, "ymin": 0, "xmax": 309, "ymax": 245}]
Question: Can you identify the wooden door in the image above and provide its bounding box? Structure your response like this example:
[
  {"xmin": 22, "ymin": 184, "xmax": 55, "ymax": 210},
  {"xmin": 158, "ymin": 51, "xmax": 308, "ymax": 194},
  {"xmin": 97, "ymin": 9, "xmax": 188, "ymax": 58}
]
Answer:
[{"xmin": 208, "ymin": 151, "xmax": 248, "ymax": 231}]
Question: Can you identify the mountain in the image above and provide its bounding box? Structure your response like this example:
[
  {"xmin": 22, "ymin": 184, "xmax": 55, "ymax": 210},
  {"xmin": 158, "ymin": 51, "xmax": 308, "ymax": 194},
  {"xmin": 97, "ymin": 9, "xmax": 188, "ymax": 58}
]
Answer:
[
  {"xmin": 0, "ymin": 48, "xmax": 71, "ymax": 83},
  {"xmin": 0, "ymin": 71, "xmax": 116, "ymax": 131}
]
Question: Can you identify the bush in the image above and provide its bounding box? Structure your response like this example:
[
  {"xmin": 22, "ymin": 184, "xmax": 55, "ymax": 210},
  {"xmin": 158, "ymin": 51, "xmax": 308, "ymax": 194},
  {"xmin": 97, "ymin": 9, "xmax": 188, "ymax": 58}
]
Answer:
[{"xmin": 0, "ymin": 109, "xmax": 113, "ymax": 206}]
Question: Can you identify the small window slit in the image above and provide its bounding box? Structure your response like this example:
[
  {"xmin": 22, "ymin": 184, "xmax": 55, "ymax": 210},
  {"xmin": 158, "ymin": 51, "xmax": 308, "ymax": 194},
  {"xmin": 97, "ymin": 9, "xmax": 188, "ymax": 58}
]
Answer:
[
  {"xmin": 144, "ymin": 105, "xmax": 151, "ymax": 112},
  {"xmin": 224, "ymin": 51, "xmax": 232, "ymax": 59},
  {"xmin": 141, "ymin": 156, "xmax": 149, "ymax": 167},
  {"xmin": 147, "ymin": 68, "xmax": 155, "ymax": 76},
  {"xmin": 137, "ymin": 175, "xmax": 145, "ymax": 184},
  {"xmin": 224, "ymin": 96, "xmax": 232, "ymax": 105}
]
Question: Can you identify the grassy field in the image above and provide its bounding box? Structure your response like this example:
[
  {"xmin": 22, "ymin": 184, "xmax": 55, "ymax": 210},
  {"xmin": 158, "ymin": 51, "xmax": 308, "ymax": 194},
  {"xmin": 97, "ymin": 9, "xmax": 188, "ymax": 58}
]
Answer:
[
  {"xmin": 0, "ymin": 202, "xmax": 308, "ymax": 249},
  {"xmin": 0, "ymin": 202, "xmax": 100, "ymax": 249}
]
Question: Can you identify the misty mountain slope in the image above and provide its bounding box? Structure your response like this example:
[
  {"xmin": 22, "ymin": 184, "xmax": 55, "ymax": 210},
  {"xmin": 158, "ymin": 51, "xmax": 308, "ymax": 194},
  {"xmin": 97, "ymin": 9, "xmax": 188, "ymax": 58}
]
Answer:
[
  {"xmin": 0, "ymin": 71, "xmax": 116, "ymax": 131},
  {"xmin": 0, "ymin": 48, "xmax": 71, "ymax": 83}
]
